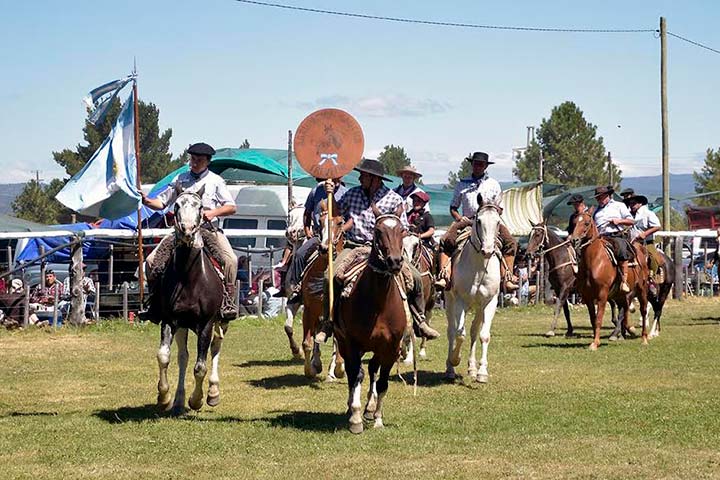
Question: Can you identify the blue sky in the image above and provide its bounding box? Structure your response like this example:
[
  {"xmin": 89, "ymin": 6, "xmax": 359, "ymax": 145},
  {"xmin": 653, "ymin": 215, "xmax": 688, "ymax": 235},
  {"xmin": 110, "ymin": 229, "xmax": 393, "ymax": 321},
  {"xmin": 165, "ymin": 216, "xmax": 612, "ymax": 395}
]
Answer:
[{"xmin": 0, "ymin": 0, "xmax": 717, "ymax": 185}]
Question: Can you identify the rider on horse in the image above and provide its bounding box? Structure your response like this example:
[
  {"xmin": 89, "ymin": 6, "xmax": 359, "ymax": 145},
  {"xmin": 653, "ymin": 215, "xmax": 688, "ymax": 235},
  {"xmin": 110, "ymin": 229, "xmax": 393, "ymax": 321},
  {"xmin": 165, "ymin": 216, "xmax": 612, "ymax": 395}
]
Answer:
[
  {"xmin": 393, "ymin": 165, "xmax": 427, "ymax": 214},
  {"xmin": 592, "ymin": 185, "xmax": 635, "ymax": 293},
  {"xmin": 140, "ymin": 142, "xmax": 239, "ymax": 321},
  {"xmin": 315, "ymin": 158, "xmax": 440, "ymax": 343},
  {"xmin": 284, "ymin": 177, "xmax": 347, "ymax": 305},
  {"xmin": 566, "ymin": 193, "xmax": 588, "ymax": 235},
  {"xmin": 407, "ymin": 191, "xmax": 436, "ymax": 248},
  {"xmin": 625, "ymin": 194, "xmax": 664, "ymax": 285},
  {"xmin": 436, "ymin": 151, "xmax": 518, "ymax": 291}
]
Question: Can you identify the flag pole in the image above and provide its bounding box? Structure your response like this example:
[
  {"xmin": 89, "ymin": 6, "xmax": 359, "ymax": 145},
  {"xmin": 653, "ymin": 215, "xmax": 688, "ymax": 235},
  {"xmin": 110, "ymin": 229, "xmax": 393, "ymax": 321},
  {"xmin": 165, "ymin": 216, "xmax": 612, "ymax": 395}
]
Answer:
[{"xmin": 133, "ymin": 70, "xmax": 145, "ymax": 305}]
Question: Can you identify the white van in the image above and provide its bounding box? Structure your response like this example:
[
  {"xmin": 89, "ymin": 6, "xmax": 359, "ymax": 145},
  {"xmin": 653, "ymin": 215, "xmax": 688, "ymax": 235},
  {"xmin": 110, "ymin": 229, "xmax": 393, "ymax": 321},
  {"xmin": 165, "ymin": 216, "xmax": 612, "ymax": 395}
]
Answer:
[{"xmin": 221, "ymin": 184, "xmax": 312, "ymax": 271}]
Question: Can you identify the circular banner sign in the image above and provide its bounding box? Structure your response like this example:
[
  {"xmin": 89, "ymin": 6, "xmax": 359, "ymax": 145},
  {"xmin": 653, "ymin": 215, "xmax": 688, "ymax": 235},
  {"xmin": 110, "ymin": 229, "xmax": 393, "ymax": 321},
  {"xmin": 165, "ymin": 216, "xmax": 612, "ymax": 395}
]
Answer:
[{"xmin": 293, "ymin": 108, "xmax": 364, "ymax": 179}]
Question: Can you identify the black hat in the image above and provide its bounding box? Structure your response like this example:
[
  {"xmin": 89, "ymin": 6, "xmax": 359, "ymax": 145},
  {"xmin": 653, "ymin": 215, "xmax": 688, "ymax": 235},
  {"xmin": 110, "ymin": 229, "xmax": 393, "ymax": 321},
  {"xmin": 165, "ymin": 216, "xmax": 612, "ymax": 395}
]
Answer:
[
  {"xmin": 593, "ymin": 185, "xmax": 614, "ymax": 198},
  {"xmin": 354, "ymin": 158, "xmax": 391, "ymax": 182},
  {"xmin": 566, "ymin": 194, "xmax": 585, "ymax": 205},
  {"xmin": 465, "ymin": 151, "xmax": 495, "ymax": 164},
  {"xmin": 45, "ymin": 269, "xmax": 55, "ymax": 275},
  {"xmin": 626, "ymin": 194, "xmax": 649, "ymax": 205},
  {"xmin": 187, "ymin": 142, "xmax": 216, "ymax": 157},
  {"xmin": 619, "ymin": 187, "xmax": 635, "ymax": 198}
]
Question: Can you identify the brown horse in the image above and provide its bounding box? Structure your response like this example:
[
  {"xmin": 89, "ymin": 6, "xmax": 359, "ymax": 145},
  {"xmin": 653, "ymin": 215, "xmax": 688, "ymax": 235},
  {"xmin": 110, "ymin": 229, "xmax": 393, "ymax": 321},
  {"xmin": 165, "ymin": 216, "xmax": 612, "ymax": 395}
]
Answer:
[
  {"xmin": 299, "ymin": 198, "xmax": 345, "ymax": 379},
  {"xmin": 570, "ymin": 210, "xmax": 650, "ymax": 350},
  {"xmin": 334, "ymin": 204, "xmax": 408, "ymax": 434}
]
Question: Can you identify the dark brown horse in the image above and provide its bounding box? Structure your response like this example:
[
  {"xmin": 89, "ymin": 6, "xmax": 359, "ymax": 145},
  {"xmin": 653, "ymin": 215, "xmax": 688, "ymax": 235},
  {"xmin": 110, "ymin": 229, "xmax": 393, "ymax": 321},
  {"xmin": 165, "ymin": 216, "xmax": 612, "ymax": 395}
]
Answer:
[
  {"xmin": 299, "ymin": 198, "xmax": 345, "ymax": 379},
  {"xmin": 527, "ymin": 222, "xmax": 577, "ymax": 337},
  {"xmin": 153, "ymin": 187, "xmax": 227, "ymax": 415},
  {"xmin": 334, "ymin": 205, "xmax": 408, "ymax": 433},
  {"xmin": 570, "ymin": 210, "xmax": 650, "ymax": 350},
  {"xmin": 401, "ymin": 235, "xmax": 435, "ymax": 363}
]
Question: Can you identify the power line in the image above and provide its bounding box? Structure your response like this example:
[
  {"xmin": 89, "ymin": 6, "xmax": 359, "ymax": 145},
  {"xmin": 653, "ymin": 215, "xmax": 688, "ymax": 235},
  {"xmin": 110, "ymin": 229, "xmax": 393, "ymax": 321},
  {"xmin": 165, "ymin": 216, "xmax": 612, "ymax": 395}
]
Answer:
[
  {"xmin": 235, "ymin": 0, "xmax": 655, "ymax": 33},
  {"xmin": 668, "ymin": 31, "xmax": 720, "ymax": 56}
]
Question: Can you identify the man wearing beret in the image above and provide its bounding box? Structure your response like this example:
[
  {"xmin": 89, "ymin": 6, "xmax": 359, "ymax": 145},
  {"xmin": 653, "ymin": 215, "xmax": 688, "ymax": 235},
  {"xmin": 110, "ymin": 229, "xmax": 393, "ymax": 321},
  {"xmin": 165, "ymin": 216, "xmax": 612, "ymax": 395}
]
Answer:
[
  {"xmin": 141, "ymin": 142, "xmax": 239, "ymax": 321},
  {"xmin": 436, "ymin": 151, "xmax": 518, "ymax": 291}
]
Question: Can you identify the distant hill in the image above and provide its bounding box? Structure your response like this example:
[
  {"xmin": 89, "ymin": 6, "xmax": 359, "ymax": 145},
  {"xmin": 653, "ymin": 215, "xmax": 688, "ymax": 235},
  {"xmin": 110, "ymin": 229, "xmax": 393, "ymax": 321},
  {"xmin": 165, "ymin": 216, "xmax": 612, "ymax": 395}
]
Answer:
[
  {"xmin": 619, "ymin": 173, "xmax": 696, "ymax": 203},
  {"xmin": 0, "ymin": 184, "xmax": 26, "ymax": 215}
]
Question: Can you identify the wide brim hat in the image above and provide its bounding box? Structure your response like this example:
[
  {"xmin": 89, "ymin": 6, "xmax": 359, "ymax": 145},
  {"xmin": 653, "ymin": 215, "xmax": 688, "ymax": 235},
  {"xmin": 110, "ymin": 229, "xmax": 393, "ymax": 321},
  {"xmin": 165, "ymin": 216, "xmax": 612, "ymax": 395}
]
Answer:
[
  {"xmin": 465, "ymin": 151, "xmax": 495, "ymax": 164},
  {"xmin": 593, "ymin": 185, "xmax": 614, "ymax": 198},
  {"xmin": 566, "ymin": 194, "xmax": 585, "ymax": 205},
  {"xmin": 354, "ymin": 158, "xmax": 391, "ymax": 182},
  {"xmin": 626, "ymin": 194, "xmax": 649, "ymax": 205},
  {"xmin": 619, "ymin": 187, "xmax": 635, "ymax": 198},
  {"xmin": 187, "ymin": 142, "xmax": 216, "ymax": 157},
  {"xmin": 396, "ymin": 165, "xmax": 422, "ymax": 178},
  {"xmin": 410, "ymin": 191, "xmax": 430, "ymax": 203}
]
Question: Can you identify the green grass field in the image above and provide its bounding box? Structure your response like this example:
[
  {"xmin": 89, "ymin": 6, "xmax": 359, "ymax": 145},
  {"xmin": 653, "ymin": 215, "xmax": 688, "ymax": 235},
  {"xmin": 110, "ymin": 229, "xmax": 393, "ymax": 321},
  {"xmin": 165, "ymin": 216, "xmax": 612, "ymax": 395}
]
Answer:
[{"xmin": 1, "ymin": 298, "xmax": 719, "ymax": 479}]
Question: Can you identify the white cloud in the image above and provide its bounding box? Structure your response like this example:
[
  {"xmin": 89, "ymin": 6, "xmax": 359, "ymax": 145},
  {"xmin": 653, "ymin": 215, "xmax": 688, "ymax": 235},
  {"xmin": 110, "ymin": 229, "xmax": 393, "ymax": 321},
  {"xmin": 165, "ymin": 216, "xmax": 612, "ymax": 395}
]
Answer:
[{"xmin": 295, "ymin": 94, "xmax": 452, "ymax": 118}]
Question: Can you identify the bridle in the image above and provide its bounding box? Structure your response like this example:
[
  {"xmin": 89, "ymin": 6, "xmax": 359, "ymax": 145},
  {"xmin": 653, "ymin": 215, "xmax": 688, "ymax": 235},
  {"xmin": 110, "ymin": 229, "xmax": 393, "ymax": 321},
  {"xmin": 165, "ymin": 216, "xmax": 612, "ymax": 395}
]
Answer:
[
  {"xmin": 369, "ymin": 213, "xmax": 403, "ymax": 274},
  {"xmin": 174, "ymin": 190, "xmax": 204, "ymax": 244},
  {"xmin": 469, "ymin": 204, "xmax": 502, "ymax": 254}
]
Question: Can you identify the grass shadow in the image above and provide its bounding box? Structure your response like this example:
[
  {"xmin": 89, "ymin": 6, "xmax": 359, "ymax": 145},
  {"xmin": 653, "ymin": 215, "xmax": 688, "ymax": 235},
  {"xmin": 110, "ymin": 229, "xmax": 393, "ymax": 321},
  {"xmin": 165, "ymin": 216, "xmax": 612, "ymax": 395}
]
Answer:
[
  {"xmin": 521, "ymin": 342, "xmax": 589, "ymax": 349},
  {"xmin": 1, "ymin": 411, "xmax": 59, "ymax": 418},
  {"xmin": 247, "ymin": 373, "xmax": 321, "ymax": 390},
  {"xmin": 259, "ymin": 410, "xmax": 346, "ymax": 432},
  {"xmin": 93, "ymin": 404, "xmax": 163, "ymax": 424},
  {"xmin": 390, "ymin": 369, "xmax": 456, "ymax": 388},
  {"xmin": 233, "ymin": 358, "xmax": 303, "ymax": 368}
]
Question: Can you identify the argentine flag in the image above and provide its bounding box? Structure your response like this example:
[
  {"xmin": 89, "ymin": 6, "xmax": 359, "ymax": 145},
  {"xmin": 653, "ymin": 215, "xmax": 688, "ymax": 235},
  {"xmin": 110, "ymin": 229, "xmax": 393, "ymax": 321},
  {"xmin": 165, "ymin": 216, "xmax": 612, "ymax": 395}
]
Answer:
[{"xmin": 56, "ymin": 92, "xmax": 141, "ymax": 220}]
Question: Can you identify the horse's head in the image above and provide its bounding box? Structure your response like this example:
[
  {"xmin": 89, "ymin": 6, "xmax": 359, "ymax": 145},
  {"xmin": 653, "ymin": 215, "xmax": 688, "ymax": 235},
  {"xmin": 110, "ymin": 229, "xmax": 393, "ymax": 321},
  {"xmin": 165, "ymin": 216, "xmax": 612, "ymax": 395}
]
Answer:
[
  {"xmin": 570, "ymin": 207, "xmax": 596, "ymax": 249},
  {"xmin": 371, "ymin": 203, "xmax": 404, "ymax": 274},
  {"xmin": 526, "ymin": 220, "xmax": 547, "ymax": 258},
  {"xmin": 318, "ymin": 198, "xmax": 344, "ymax": 254},
  {"xmin": 174, "ymin": 185, "xmax": 205, "ymax": 246},
  {"xmin": 473, "ymin": 202, "xmax": 501, "ymax": 259}
]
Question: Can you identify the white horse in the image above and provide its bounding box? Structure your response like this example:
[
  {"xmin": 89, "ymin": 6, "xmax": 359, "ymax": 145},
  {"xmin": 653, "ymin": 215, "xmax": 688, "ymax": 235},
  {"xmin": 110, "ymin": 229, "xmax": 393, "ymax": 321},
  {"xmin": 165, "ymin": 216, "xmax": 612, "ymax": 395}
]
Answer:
[{"xmin": 445, "ymin": 202, "xmax": 502, "ymax": 383}]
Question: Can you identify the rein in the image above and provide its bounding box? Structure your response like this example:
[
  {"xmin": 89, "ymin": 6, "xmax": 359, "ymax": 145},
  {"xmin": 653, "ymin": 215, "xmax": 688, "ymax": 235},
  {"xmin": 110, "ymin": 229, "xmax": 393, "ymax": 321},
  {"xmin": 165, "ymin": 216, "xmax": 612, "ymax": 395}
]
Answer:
[
  {"xmin": 468, "ymin": 205, "xmax": 502, "ymax": 254},
  {"xmin": 174, "ymin": 191, "xmax": 205, "ymax": 243}
]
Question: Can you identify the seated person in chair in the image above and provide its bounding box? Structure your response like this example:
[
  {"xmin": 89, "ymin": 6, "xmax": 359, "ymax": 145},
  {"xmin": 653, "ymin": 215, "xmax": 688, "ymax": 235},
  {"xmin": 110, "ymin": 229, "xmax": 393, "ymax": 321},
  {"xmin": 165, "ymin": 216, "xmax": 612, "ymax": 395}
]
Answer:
[{"xmin": 29, "ymin": 270, "xmax": 64, "ymax": 326}]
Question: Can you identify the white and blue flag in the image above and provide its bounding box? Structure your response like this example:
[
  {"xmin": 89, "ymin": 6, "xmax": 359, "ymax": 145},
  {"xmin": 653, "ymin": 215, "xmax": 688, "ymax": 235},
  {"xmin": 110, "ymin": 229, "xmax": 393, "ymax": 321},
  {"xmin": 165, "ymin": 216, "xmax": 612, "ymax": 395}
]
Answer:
[
  {"xmin": 83, "ymin": 75, "xmax": 135, "ymax": 125},
  {"xmin": 56, "ymin": 92, "xmax": 141, "ymax": 220}
]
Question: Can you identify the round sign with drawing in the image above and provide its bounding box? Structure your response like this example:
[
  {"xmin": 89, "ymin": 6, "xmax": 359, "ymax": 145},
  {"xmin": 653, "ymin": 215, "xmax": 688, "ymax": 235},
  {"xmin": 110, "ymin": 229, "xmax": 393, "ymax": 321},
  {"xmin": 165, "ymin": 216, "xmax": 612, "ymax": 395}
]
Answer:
[{"xmin": 293, "ymin": 108, "xmax": 364, "ymax": 179}]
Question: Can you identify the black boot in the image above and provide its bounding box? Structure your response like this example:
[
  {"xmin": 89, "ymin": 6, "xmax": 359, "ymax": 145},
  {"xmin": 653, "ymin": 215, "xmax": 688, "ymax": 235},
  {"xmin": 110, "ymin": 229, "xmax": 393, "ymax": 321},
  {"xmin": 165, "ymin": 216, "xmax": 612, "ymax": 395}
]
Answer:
[
  {"xmin": 138, "ymin": 283, "xmax": 160, "ymax": 324},
  {"xmin": 314, "ymin": 278, "xmax": 335, "ymax": 343},
  {"xmin": 221, "ymin": 283, "xmax": 239, "ymax": 320}
]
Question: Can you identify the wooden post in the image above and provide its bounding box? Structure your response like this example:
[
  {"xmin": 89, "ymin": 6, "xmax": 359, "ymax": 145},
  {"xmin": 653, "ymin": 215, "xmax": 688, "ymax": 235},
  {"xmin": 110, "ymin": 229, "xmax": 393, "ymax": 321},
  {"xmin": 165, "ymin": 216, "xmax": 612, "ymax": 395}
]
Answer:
[
  {"xmin": 68, "ymin": 238, "xmax": 85, "ymax": 326},
  {"xmin": 608, "ymin": 152, "xmax": 613, "ymax": 186},
  {"xmin": 6, "ymin": 245, "xmax": 12, "ymax": 272},
  {"xmin": 108, "ymin": 244, "xmax": 114, "ymax": 291},
  {"xmin": 122, "ymin": 282, "xmax": 129, "ymax": 321},
  {"xmin": 327, "ymin": 187, "xmax": 335, "ymax": 325},
  {"xmin": 673, "ymin": 236, "xmax": 683, "ymax": 299},
  {"xmin": 94, "ymin": 281, "xmax": 100, "ymax": 322},
  {"xmin": 23, "ymin": 285, "xmax": 30, "ymax": 327},
  {"xmin": 133, "ymin": 78, "xmax": 145, "ymax": 305},
  {"xmin": 660, "ymin": 17, "xmax": 671, "ymax": 247},
  {"xmin": 52, "ymin": 286, "xmax": 59, "ymax": 328},
  {"xmin": 257, "ymin": 279, "xmax": 264, "ymax": 318},
  {"xmin": 40, "ymin": 246, "xmax": 46, "ymax": 289},
  {"xmin": 696, "ymin": 266, "xmax": 702, "ymax": 297},
  {"xmin": 269, "ymin": 249, "xmax": 276, "ymax": 288}
]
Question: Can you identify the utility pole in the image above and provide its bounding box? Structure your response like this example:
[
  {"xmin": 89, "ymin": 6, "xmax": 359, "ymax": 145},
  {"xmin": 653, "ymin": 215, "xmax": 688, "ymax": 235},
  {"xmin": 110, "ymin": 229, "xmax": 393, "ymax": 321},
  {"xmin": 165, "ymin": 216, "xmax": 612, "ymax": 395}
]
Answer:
[
  {"xmin": 526, "ymin": 126, "xmax": 534, "ymax": 148},
  {"xmin": 608, "ymin": 151, "xmax": 613, "ymax": 187},
  {"xmin": 660, "ymin": 17, "xmax": 670, "ymax": 231},
  {"xmin": 32, "ymin": 170, "xmax": 43, "ymax": 183}
]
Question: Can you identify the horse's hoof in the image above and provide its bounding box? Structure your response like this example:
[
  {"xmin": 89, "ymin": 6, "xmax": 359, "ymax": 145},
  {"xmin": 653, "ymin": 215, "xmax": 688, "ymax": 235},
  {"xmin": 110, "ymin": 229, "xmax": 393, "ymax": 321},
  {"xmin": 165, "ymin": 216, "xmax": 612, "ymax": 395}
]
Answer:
[
  {"xmin": 476, "ymin": 373, "xmax": 489, "ymax": 384},
  {"xmin": 642, "ymin": 337, "xmax": 649, "ymax": 346},
  {"xmin": 292, "ymin": 351, "xmax": 303, "ymax": 361},
  {"xmin": 325, "ymin": 374, "xmax": 337, "ymax": 383},
  {"xmin": 450, "ymin": 336, "xmax": 464, "ymax": 367},
  {"xmin": 565, "ymin": 331, "xmax": 579, "ymax": 338},
  {"xmin": 171, "ymin": 405, "xmax": 185, "ymax": 417},
  {"xmin": 349, "ymin": 422, "xmax": 364, "ymax": 434},
  {"xmin": 418, "ymin": 348, "xmax": 427, "ymax": 359},
  {"xmin": 333, "ymin": 361, "xmax": 345, "ymax": 379},
  {"xmin": 589, "ymin": 343, "xmax": 598, "ymax": 351},
  {"xmin": 363, "ymin": 410, "xmax": 375, "ymax": 422},
  {"xmin": 402, "ymin": 356, "xmax": 414, "ymax": 366},
  {"xmin": 444, "ymin": 370, "xmax": 456, "ymax": 381},
  {"xmin": 628, "ymin": 326, "xmax": 638, "ymax": 336},
  {"xmin": 373, "ymin": 418, "xmax": 384, "ymax": 429},
  {"xmin": 188, "ymin": 398, "xmax": 203, "ymax": 411},
  {"xmin": 609, "ymin": 334, "xmax": 619, "ymax": 342},
  {"xmin": 467, "ymin": 366, "xmax": 478, "ymax": 380},
  {"xmin": 545, "ymin": 330, "xmax": 556, "ymax": 338},
  {"xmin": 157, "ymin": 395, "xmax": 172, "ymax": 411},
  {"xmin": 206, "ymin": 394, "xmax": 220, "ymax": 407}
]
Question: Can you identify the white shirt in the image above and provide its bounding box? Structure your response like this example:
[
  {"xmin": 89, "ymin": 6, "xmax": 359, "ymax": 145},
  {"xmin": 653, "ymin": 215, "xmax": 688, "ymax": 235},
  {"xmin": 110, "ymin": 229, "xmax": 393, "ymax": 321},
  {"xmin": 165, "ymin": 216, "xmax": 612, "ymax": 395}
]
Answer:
[
  {"xmin": 393, "ymin": 183, "xmax": 429, "ymax": 213},
  {"xmin": 156, "ymin": 169, "xmax": 236, "ymax": 228},
  {"xmin": 593, "ymin": 199, "xmax": 633, "ymax": 235},
  {"xmin": 631, "ymin": 205, "xmax": 661, "ymax": 241},
  {"xmin": 450, "ymin": 174, "xmax": 504, "ymax": 217}
]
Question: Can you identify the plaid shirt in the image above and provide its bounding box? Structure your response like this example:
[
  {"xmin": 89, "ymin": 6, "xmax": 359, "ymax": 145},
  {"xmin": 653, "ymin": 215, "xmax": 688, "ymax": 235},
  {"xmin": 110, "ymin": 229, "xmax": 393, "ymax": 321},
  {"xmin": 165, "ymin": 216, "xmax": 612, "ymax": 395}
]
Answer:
[
  {"xmin": 340, "ymin": 185, "xmax": 408, "ymax": 244},
  {"xmin": 30, "ymin": 281, "xmax": 64, "ymax": 306}
]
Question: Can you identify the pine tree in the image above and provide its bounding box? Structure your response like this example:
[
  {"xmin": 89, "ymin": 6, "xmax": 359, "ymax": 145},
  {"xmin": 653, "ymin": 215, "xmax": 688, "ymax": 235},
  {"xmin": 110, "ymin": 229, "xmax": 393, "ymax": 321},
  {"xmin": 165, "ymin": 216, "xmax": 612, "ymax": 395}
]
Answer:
[
  {"xmin": 513, "ymin": 101, "xmax": 621, "ymax": 187},
  {"xmin": 693, "ymin": 148, "xmax": 720, "ymax": 206},
  {"xmin": 377, "ymin": 145, "xmax": 411, "ymax": 177}
]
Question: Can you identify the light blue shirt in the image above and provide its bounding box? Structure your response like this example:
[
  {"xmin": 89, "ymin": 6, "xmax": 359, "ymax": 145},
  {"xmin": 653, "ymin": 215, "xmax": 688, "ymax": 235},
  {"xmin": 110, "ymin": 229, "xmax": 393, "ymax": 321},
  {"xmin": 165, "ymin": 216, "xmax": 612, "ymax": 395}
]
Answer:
[{"xmin": 593, "ymin": 199, "xmax": 632, "ymax": 235}]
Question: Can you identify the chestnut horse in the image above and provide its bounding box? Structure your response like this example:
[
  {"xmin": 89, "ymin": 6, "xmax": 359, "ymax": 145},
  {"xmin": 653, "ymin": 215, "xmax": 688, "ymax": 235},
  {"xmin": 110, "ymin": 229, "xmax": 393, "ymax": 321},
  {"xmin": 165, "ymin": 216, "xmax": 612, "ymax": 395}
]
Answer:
[
  {"xmin": 334, "ymin": 205, "xmax": 408, "ymax": 434},
  {"xmin": 570, "ymin": 210, "xmax": 650, "ymax": 350},
  {"xmin": 299, "ymin": 198, "xmax": 345, "ymax": 379}
]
